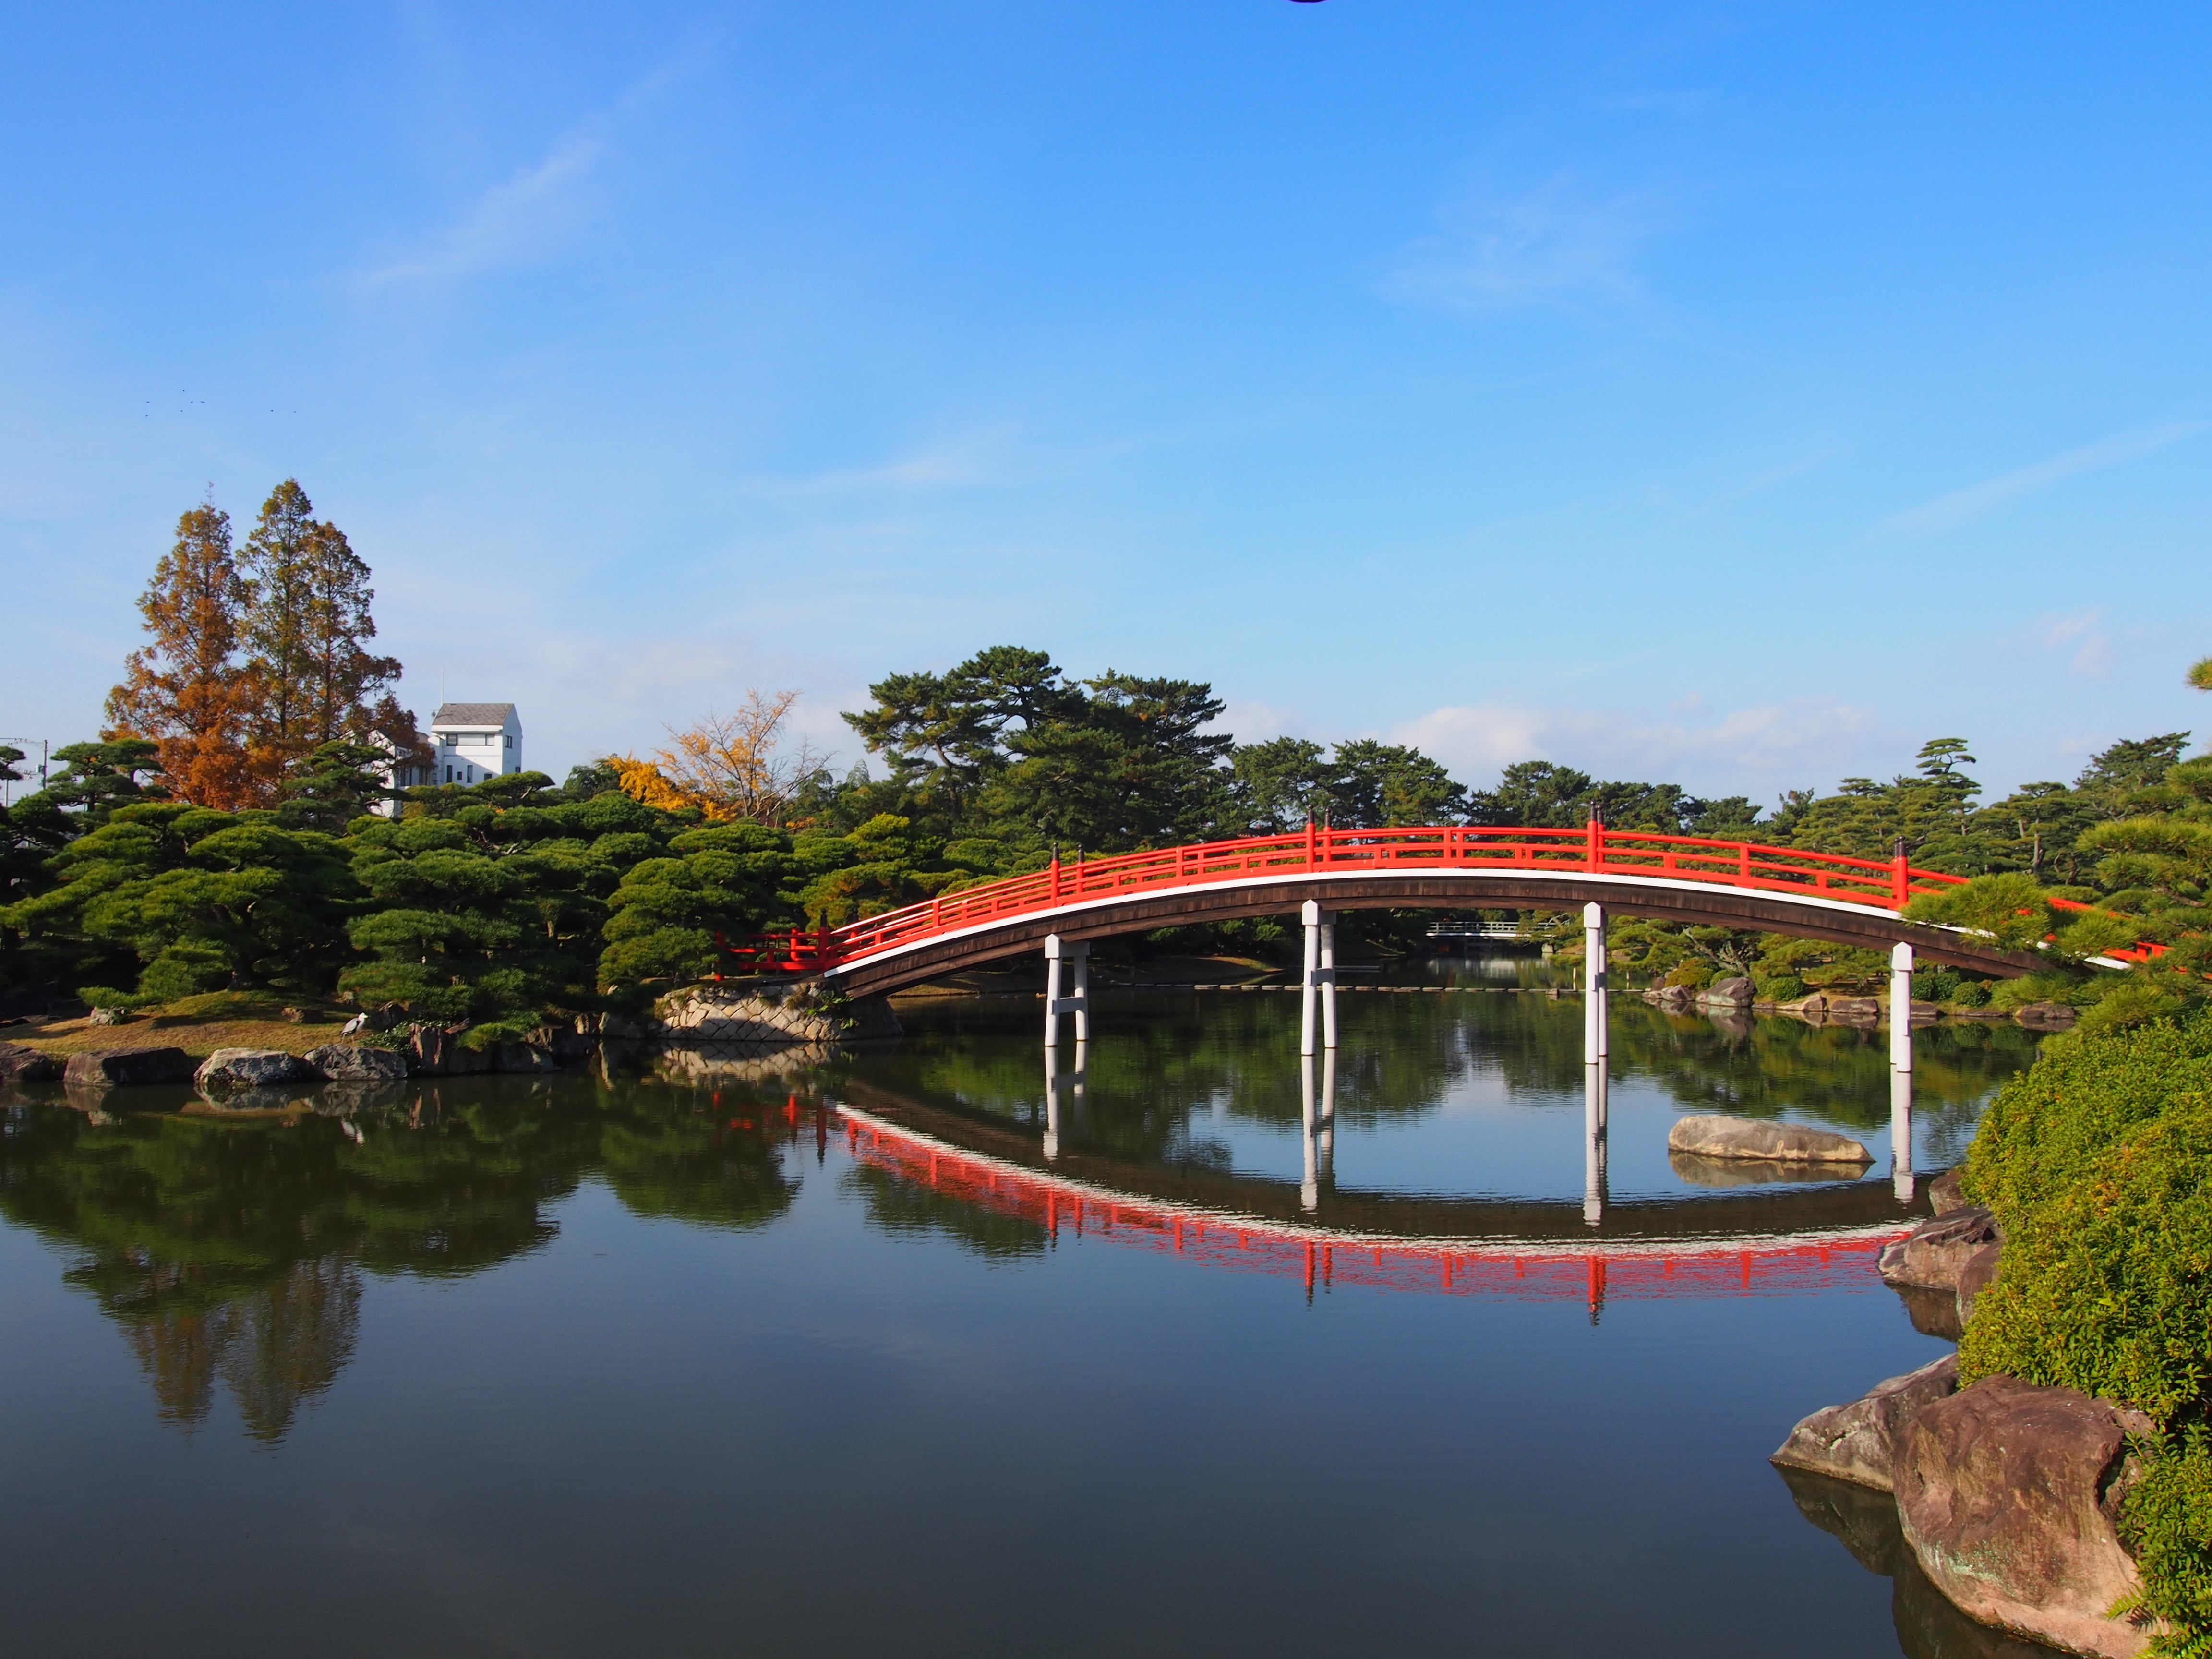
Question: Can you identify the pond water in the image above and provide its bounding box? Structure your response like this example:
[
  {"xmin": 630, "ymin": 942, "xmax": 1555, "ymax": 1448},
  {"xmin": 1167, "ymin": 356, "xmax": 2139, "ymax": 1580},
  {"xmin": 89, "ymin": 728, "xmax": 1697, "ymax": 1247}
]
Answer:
[{"xmin": 0, "ymin": 970, "xmax": 2053, "ymax": 1658}]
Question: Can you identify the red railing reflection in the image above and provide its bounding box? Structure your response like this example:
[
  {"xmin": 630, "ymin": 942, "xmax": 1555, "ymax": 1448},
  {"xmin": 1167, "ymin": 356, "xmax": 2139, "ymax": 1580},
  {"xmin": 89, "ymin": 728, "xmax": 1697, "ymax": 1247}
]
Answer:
[{"xmin": 834, "ymin": 1105, "xmax": 1907, "ymax": 1315}]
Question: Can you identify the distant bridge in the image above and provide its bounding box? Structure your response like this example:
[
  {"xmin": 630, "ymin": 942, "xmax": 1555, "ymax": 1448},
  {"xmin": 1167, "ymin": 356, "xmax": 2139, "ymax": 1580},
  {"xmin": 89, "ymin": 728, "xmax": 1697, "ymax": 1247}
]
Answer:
[{"xmin": 735, "ymin": 823, "xmax": 2050, "ymax": 998}]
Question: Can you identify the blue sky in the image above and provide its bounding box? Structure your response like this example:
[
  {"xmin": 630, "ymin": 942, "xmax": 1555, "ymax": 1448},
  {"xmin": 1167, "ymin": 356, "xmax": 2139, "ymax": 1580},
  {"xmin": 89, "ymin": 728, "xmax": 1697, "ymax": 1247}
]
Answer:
[{"xmin": 4, "ymin": 2, "xmax": 2208, "ymax": 806}]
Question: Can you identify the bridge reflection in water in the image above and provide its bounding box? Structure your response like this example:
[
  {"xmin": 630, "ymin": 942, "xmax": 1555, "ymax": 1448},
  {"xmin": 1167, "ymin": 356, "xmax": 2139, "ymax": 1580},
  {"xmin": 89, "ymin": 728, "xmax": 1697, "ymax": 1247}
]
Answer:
[{"xmin": 832, "ymin": 1049, "xmax": 1927, "ymax": 1322}]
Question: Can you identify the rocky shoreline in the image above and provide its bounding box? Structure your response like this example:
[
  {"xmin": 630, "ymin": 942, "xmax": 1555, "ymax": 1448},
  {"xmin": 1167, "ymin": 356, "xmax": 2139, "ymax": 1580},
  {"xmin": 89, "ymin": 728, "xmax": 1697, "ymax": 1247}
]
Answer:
[{"xmin": 1775, "ymin": 1186, "xmax": 2160, "ymax": 1657}]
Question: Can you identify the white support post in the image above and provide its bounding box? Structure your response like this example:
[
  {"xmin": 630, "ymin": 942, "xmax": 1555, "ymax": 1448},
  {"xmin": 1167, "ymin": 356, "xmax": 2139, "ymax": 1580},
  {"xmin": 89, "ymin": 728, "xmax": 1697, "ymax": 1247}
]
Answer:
[
  {"xmin": 1583, "ymin": 1062, "xmax": 1608, "ymax": 1228},
  {"xmin": 1045, "ymin": 935, "xmax": 1063, "ymax": 1049},
  {"xmin": 1043, "ymin": 1046, "xmax": 1061, "ymax": 1160},
  {"xmin": 1300, "ymin": 1054, "xmax": 1320, "ymax": 1214},
  {"xmin": 1318, "ymin": 1047, "xmax": 1336, "ymax": 1186},
  {"xmin": 1299, "ymin": 902, "xmax": 1336, "ymax": 1056},
  {"xmin": 1890, "ymin": 1066, "xmax": 1914, "ymax": 1205},
  {"xmin": 1319, "ymin": 911, "xmax": 1338, "ymax": 1051},
  {"xmin": 1043, "ymin": 1039, "xmax": 1086, "ymax": 1162},
  {"xmin": 1889, "ymin": 941, "xmax": 1914, "ymax": 1073},
  {"xmin": 1583, "ymin": 902, "xmax": 1608, "ymax": 1064},
  {"xmin": 1045, "ymin": 934, "xmax": 1088, "ymax": 1048}
]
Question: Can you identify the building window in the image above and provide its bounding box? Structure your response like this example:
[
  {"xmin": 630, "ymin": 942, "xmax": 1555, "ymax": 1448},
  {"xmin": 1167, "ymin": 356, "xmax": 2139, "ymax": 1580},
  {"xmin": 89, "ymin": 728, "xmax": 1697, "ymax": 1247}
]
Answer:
[{"xmin": 504, "ymin": 734, "xmax": 511, "ymax": 748}]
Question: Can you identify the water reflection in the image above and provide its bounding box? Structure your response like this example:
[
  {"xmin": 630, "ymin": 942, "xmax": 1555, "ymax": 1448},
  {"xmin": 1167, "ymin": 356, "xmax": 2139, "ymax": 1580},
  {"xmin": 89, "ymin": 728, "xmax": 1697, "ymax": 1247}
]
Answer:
[
  {"xmin": 0, "ymin": 983, "xmax": 2038, "ymax": 1447},
  {"xmin": 0, "ymin": 1081, "xmax": 798, "ymax": 1440}
]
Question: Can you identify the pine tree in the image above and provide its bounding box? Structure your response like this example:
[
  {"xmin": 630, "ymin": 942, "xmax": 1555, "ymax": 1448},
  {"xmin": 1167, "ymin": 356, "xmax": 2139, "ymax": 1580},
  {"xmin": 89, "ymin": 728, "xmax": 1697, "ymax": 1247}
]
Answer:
[
  {"xmin": 103, "ymin": 498, "xmax": 263, "ymax": 807},
  {"xmin": 238, "ymin": 479, "xmax": 318, "ymax": 764},
  {"xmin": 238, "ymin": 479, "xmax": 400, "ymax": 771}
]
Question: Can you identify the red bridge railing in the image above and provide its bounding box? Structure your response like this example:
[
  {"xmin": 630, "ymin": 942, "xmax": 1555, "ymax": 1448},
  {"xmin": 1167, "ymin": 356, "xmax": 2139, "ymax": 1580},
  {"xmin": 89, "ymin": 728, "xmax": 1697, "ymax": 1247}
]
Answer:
[{"xmin": 725, "ymin": 823, "xmax": 1983, "ymax": 974}]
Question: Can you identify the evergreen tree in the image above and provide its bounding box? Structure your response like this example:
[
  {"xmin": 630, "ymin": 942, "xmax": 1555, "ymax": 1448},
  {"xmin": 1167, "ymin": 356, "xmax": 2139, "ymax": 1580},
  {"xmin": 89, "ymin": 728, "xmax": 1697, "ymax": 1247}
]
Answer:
[{"xmin": 238, "ymin": 480, "xmax": 399, "ymax": 772}]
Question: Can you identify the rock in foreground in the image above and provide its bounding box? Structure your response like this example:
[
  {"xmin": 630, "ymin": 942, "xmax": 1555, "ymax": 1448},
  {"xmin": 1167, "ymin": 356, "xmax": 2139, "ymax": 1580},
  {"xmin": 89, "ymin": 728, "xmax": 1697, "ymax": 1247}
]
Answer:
[
  {"xmin": 1666, "ymin": 1114, "xmax": 1871, "ymax": 1164},
  {"xmin": 195, "ymin": 1048, "xmax": 310, "ymax": 1090},
  {"xmin": 1878, "ymin": 1207, "xmax": 2002, "ymax": 1291},
  {"xmin": 1773, "ymin": 1354, "xmax": 1959, "ymax": 1492},
  {"xmin": 1896, "ymin": 1376, "xmax": 2153, "ymax": 1659},
  {"xmin": 0, "ymin": 1042, "xmax": 60, "ymax": 1082},
  {"xmin": 303, "ymin": 1044, "xmax": 409, "ymax": 1082},
  {"xmin": 62, "ymin": 1047, "xmax": 193, "ymax": 1088}
]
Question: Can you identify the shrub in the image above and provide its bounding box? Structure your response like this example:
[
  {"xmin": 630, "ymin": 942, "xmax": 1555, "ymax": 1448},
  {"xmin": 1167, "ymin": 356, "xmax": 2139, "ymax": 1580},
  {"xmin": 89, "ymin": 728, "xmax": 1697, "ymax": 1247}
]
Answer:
[
  {"xmin": 1960, "ymin": 1094, "xmax": 2212, "ymax": 1424},
  {"xmin": 2119, "ymin": 1426, "xmax": 2212, "ymax": 1659},
  {"xmin": 1961, "ymin": 1011, "xmax": 2212, "ymax": 1218},
  {"xmin": 1948, "ymin": 979, "xmax": 1990, "ymax": 1008}
]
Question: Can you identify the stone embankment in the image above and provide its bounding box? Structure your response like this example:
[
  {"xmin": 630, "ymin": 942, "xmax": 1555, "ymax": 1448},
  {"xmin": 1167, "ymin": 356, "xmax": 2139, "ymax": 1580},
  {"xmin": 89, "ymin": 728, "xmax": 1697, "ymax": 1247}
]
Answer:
[
  {"xmin": 1640, "ymin": 985, "xmax": 2078, "ymax": 1031},
  {"xmin": 1776, "ymin": 1190, "xmax": 2158, "ymax": 1657},
  {"xmin": 1, "ymin": 977, "xmax": 902, "ymax": 1099}
]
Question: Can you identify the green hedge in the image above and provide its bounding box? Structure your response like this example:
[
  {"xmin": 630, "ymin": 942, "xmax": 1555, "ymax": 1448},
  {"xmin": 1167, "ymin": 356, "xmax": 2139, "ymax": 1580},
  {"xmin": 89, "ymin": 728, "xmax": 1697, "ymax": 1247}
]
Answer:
[{"xmin": 1958, "ymin": 1010, "xmax": 2212, "ymax": 1652}]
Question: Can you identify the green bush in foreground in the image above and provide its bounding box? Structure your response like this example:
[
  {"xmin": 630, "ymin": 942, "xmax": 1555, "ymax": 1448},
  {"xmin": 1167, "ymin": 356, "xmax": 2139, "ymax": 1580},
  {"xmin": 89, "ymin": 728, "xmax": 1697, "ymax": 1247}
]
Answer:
[
  {"xmin": 1962, "ymin": 1013, "xmax": 2212, "ymax": 1220},
  {"xmin": 1958, "ymin": 1010, "xmax": 2212, "ymax": 1652},
  {"xmin": 2119, "ymin": 1426, "xmax": 2212, "ymax": 1659},
  {"xmin": 1960, "ymin": 1094, "xmax": 2211, "ymax": 1422}
]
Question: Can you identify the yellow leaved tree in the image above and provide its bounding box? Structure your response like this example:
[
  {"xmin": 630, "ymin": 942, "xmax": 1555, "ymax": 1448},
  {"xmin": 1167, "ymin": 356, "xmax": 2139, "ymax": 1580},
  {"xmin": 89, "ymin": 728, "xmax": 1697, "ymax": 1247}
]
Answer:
[{"xmin": 614, "ymin": 689, "xmax": 827, "ymax": 826}]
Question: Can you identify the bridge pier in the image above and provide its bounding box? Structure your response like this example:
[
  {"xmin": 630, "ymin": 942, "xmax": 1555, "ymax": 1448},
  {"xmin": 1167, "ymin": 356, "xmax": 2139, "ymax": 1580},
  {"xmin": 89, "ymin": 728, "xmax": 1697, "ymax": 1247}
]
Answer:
[
  {"xmin": 1890, "ymin": 1065, "xmax": 1915, "ymax": 1204},
  {"xmin": 1045, "ymin": 934, "xmax": 1089, "ymax": 1047},
  {"xmin": 1889, "ymin": 941, "xmax": 1914, "ymax": 1073},
  {"xmin": 1582, "ymin": 902, "xmax": 1608, "ymax": 1066},
  {"xmin": 1043, "ymin": 1041, "xmax": 1086, "ymax": 1161},
  {"xmin": 1299, "ymin": 1049, "xmax": 1338, "ymax": 1214},
  {"xmin": 1299, "ymin": 901, "xmax": 1337, "ymax": 1057},
  {"xmin": 1584, "ymin": 1062, "xmax": 1609, "ymax": 1227}
]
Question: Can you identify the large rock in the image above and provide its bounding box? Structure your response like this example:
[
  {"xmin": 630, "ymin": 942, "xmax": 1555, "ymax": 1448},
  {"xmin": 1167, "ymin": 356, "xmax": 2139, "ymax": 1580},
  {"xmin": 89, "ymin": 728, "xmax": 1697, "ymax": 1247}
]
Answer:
[
  {"xmin": 1667, "ymin": 1114, "xmax": 1872, "ymax": 1164},
  {"xmin": 303, "ymin": 1044, "xmax": 408, "ymax": 1082},
  {"xmin": 494, "ymin": 1043, "xmax": 560, "ymax": 1073},
  {"xmin": 1879, "ymin": 1207, "xmax": 2002, "ymax": 1291},
  {"xmin": 1828, "ymin": 996, "xmax": 1884, "ymax": 1026},
  {"xmin": 1896, "ymin": 1376, "xmax": 2153, "ymax": 1658},
  {"xmin": 0, "ymin": 1042, "xmax": 60, "ymax": 1082},
  {"xmin": 1773, "ymin": 1354, "xmax": 1960, "ymax": 1492},
  {"xmin": 62, "ymin": 1046, "xmax": 194, "ymax": 1088},
  {"xmin": 1699, "ymin": 975, "xmax": 1755, "ymax": 1008},
  {"xmin": 2014, "ymin": 1002, "xmax": 2078, "ymax": 1031},
  {"xmin": 195, "ymin": 1047, "xmax": 310, "ymax": 1090}
]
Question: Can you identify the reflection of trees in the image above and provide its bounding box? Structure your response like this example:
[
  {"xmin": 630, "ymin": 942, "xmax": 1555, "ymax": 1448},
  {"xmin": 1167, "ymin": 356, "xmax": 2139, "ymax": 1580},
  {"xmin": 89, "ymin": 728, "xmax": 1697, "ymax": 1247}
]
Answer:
[
  {"xmin": 0, "ymin": 1083, "xmax": 809, "ymax": 1440},
  {"xmin": 599, "ymin": 1101, "xmax": 799, "ymax": 1230},
  {"xmin": 108, "ymin": 1257, "xmax": 362, "ymax": 1442},
  {"xmin": 839, "ymin": 1162, "xmax": 1046, "ymax": 1260}
]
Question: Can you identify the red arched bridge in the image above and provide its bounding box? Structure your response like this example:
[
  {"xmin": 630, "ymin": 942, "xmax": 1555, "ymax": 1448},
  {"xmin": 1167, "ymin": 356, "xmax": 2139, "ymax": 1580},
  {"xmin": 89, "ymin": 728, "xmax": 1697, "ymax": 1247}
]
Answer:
[{"xmin": 733, "ymin": 822, "xmax": 2066, "ymax": 998}]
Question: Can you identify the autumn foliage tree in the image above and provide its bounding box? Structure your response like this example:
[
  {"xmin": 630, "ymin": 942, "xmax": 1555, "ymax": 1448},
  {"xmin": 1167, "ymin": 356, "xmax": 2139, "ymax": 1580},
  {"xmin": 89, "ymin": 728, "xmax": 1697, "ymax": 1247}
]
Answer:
[
  {"xmin": 613, "ymin": 690, "xmax": 828, "ymax": 826},
  {"xmin": 106, "ymin": 481, "xmax": 406, "ymax": 809},
  {"xmin": 104, "ymin": 499, "xmax": 262, "ymax": 808}
]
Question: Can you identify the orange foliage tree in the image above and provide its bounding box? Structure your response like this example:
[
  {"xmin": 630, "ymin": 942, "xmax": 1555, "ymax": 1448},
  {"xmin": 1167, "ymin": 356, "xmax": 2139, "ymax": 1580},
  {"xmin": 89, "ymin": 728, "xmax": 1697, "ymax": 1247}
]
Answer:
[
  {"xmin": 104, "ymin": 499, "xmax": 266, "ymax": 809},
  {"xmin": 617, "ymin": 691, "xmax": 827, "ymax": 826}
]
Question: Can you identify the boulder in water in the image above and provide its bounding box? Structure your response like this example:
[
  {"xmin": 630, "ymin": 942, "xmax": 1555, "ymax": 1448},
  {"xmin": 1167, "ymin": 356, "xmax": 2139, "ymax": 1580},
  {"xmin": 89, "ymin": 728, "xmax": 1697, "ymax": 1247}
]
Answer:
[
  {"xmin": 1772, "ymin": 1353, "xmax": 1960, "ymax": 1492},
  {"xmin": 196, "ymin": 1048, "xmax": 310, "ymax": 1090},
  {"xmin": 1896, "ymin": 1377, "xmax": 2152, "ymax": 1658},
  {"xmin": 1666, "ymin": 1114, "xmax": 1871, "ymax": 1164}
]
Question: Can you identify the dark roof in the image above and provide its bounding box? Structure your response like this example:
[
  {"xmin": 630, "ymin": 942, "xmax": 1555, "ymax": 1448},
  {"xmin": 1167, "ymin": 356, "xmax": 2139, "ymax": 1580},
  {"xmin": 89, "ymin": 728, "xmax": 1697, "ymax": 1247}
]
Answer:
[{"xmin": 430, "ymin": 702, "xmax": 517, "ymax": 728}]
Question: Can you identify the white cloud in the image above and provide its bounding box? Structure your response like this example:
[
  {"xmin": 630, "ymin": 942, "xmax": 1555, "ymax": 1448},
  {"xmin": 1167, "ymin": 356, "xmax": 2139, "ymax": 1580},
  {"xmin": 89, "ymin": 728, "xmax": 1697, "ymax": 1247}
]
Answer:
[
  {"xmin": 2027, "ymin": 611, "xmax": 2114, "ymax": 677},
  {"xmin": 1384, "ymin": 171, "xmax": 1678, "ymax": 312},
  {"xmin": 358, "ymin": 64, "xmax": 680, "ymax": 288},
  {"xmin": 1888, "ymin": 421, "xmax": 2208, "ymax": 533},
  {"xmin": 1391, "ymin": 697, "xmax": 1880, "ymax": 791}
]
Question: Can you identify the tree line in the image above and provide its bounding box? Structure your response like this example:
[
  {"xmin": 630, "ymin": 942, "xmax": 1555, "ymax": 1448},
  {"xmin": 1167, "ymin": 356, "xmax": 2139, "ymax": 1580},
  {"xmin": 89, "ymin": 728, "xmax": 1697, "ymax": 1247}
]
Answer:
[{"xmin": 2, "ymin": 493, "xmax": 2207, "ymax": 1034}]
